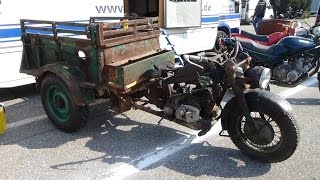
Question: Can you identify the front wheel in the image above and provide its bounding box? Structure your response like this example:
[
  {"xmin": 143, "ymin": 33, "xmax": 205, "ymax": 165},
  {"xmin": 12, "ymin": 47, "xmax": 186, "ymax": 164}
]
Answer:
[
  {"xmin": 40, "ymin": 74, "xmax": 88, "ymax": 132},
  {"xmin": 224, "ymin": 91, "xmax": 299, "ymax": 162}
]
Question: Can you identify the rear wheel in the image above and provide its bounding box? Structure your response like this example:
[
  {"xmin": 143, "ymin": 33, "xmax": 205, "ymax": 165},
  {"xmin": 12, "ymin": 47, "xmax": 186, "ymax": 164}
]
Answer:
[
  {"xmin": 40, "ymin": 74, "xmax": 88, "ymax": 132},
  {"xmin": 224, "ymin": 93, "xmax": 299, "ymax": 162}
]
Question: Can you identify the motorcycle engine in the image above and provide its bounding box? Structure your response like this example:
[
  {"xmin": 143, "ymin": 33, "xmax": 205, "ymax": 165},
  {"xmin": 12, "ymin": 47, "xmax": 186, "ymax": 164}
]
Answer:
[
  {"xmin": 163, "ymin": 88, "xmax": 218, "ymax": 123},
  {"xmin": 175, "ymin": 105, "xmax": 200, "ymax": 123},
  {"xmin": 273, "ymin": 56, "xmax": 313, "ymax": 83},
  {"xmin": 163, "ymin": 102, "xmax": 201, "ymax": 123}
]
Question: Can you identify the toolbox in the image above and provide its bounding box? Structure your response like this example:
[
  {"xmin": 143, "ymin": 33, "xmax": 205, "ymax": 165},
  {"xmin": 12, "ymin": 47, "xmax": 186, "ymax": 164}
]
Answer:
[{"xmin": 0, "ymin": 103, "xmax": 7, "ymax": 134}]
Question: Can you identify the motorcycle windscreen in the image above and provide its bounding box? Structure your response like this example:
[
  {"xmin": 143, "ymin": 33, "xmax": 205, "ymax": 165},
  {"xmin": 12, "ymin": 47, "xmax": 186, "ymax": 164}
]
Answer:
[{"xmin": 164, "ymin": 0, "xmax": 202, "ymax": 28}]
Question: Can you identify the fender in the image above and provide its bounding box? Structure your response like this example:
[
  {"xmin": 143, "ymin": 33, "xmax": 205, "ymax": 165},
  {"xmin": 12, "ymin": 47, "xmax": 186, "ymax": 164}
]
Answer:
[
  {"xmin": 221, "ymin": 89, "xmax": 293, "ymax": 130},
  {"xmin": 218, "ymin": 23, "xmax": 231, "ymax": 35},
  {"xmin": 35, "ymin": 62, "xmax": 86, "ymax": 106}
]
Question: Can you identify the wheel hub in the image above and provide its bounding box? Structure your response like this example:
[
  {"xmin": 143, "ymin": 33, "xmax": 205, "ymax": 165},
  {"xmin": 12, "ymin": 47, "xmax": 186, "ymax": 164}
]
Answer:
[
  {"xmin": 244, "ymin": 117, "xmax": 274, "ymax": 145},
  {"xmin": 47, "ymin": 86, "xmax": 71, "ymax": 122},
  {"xmin": 54, "ymin": 95, "xmax": 66, "ymax": 109}
]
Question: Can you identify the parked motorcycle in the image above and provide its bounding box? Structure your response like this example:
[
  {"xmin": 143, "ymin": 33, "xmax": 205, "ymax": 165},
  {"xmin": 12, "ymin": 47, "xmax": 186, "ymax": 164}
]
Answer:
[
  {"xmin": 133, "ymin": 40, "xmax": 299, "ymax": 163},
  {"xmin": 223, "ymin": 35, "xmax": 320, "ymax": 85},
  {"xmin": 232, "ymin": 20, "xmax": 314, "ymax": 46},
  {"xmin": 282, "ymin": 6, "xmax": 304, "ymax": 19}
]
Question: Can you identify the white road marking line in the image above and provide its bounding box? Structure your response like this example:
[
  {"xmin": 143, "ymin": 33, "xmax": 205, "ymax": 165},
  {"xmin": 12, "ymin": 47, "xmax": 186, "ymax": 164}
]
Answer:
[
  {"xmin": 99, "ymin": 77, "xmax": 318, "ymax": 180},
  {"xmin": 4, "ymin": 75, "xmax": 318, "ymax": 179},
  {"xmin": 279, "ymin": 77, "xmax": 317, "ymax": 99},
  {"xmin": 3, "ymin": 98, "xmax": 27, "ymax": 107},
  {"xmin": 7, "ymin": 114, "xmax": 47, "ymax": 129},
  {"xmin": 97, "ymin": 123, "xmax": 222, "ymax": 180}
]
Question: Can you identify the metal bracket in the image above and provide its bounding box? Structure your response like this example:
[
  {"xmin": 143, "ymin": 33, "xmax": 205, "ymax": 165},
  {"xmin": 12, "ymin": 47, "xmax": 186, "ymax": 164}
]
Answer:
[{"xmin": 219, "ymin": 130, "xmax": 229, "ymax": 137}]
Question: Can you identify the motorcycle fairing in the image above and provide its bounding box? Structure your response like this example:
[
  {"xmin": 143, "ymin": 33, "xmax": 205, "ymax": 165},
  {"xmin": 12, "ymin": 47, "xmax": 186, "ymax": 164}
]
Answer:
[{"xmin": 239, "ymin": 36, "xmax": 317, "ymax": 68}]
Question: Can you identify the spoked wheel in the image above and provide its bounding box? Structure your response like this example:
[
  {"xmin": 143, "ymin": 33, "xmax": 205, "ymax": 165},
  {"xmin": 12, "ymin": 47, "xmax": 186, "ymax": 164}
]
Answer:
[
  {"xmin": 239, "ymin": 112, "xmax": 281, "ymax": 153},
  {"xmin": 224, "ymin": 92, "xmax": 299, "ymax": 163},
  {"xmin": 40, "ymin": 74, "xmax": 88, "ymax": 132}
]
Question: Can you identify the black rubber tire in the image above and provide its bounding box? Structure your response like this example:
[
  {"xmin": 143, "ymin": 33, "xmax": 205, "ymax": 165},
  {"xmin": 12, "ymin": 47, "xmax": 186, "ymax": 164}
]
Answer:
[
  {"xmin": 224, "ymin": 93, "xmax": 299, "ymax": 163},
  {"xmin": 318, "ymin": 72, "xmax": 320, "ymax": 92},
  {"xmin": 265, "ymin": 84, "xmax": 271, "ymax": 91},
  {"xmin": 213, "ymin": 31, "xmax": 227, "ymax": 53},
  {"xmin": 40, "ymin": 74, "xmax": 88, "ymax": 132}
]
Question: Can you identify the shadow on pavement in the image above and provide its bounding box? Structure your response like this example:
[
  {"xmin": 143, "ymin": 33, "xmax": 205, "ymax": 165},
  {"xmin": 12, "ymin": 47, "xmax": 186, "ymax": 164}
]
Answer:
[
  {"xmin": 287, "ymin": 97, "xmax": 320, "ymax": 105},
  {"xmin": 0, "ymin": 84, "xmax": 37, "ymax": 102},
  {"xmin": 144, "ymin": 141, "xmax": 271, "ymax": 178},
  {"xmin": 0, "ymin": 101, "xmax": 271, "ymax": 179}
]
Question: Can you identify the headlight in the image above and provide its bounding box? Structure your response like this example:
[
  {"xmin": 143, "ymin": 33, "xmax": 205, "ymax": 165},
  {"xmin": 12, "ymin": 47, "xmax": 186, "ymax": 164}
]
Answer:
[
  {"xmin": 236, "ymin": 66, "xmax": 244, "ymax": 77},
  {"xmin": 259, "ymin": 68, "xmax": 271, "ymax": 89},
  {"xmin": 244, "ymin": 66, "xmax": 271, "ymax": 89}
]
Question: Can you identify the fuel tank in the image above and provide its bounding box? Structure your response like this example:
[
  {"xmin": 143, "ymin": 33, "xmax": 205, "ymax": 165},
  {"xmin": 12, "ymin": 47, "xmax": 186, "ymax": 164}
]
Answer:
[{"xmin": 274, "ymin": 36, "xmax": 317, "ymax": 56}]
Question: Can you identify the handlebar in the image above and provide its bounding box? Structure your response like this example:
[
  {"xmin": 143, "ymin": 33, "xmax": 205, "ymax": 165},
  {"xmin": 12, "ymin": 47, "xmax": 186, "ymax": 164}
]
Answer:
[
  {"xmin": 231, "ymin": 38, "xmax": 241, "ymax": 59},
  {"xmin": 182, "ymin": 55, "xmax": 205, "ymax": 69},
  {"xmin": 183, "ymin": 37, "xmax": 242, "ymax": 68}
]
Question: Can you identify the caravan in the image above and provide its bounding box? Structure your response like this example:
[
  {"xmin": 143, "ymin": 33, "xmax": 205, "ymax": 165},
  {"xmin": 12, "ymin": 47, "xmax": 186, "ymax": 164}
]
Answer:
[{"xmin": 0, "ymin": 0, "xmax": 241, "ymax": 88}]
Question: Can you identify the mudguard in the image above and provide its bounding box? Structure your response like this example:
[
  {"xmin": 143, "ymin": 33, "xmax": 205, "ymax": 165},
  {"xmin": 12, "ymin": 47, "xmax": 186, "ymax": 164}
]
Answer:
[
  {"xmin": 221, "ymin": 89, "xmax": 293, "ymax": 130},
  {"xmin": 35, "ymin": 62, "xmax": 87, "ymax": 106}
]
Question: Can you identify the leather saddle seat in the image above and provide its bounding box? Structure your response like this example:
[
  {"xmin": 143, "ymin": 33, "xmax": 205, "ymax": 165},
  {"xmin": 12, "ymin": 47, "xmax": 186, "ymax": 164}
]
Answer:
[
  {"xmin": 240, "ymin": 30, "xmax": 269, "ymax": 43},
  {"xmin": 238, "ymin": 38, "xmax": 277, "ymax": 54},
  {"xmin": 239, "ymin": 30, "xmax": 286, "ymax": 45}
]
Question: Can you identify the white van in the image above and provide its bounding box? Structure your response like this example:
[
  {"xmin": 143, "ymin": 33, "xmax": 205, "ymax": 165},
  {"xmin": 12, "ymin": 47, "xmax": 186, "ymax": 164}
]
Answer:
[
  {"xmin": 0, "ymin": 0, "xmax": 124, "ymax": 88},
  {"xmin": 241, "ymin": 0, "xmax": 274, "ymax": 23},
  {"xmin": 0, "ymin": 0, "xmax": 241, "ymax": 88},
  {"xmin": 310, "ymin": 0, "xmax": 320, "ymax": 15}
]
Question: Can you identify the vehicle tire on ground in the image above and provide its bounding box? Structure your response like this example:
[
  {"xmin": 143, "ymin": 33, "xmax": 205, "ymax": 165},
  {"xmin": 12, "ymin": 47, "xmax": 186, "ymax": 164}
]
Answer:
[
  {"xmin": 40, "ymin": 74, "xmax": 88, "ymax": 132},
  {"xmin": 213, "ymin": 30, "xmax": 227, "ymax": 53},
  {"xmin": 223, "ymin": 92, "xmax": 299, "ymax": 163},
  {"xmin": 317, "ymin": 72, "xmax": 320, "ymax": 92}
]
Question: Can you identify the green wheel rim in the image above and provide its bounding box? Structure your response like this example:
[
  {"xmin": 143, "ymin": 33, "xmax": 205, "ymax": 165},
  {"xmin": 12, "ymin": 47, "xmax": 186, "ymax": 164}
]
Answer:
[{"xmin": 47, "ymin": 85, "xmax": 71, "ymax": 123}]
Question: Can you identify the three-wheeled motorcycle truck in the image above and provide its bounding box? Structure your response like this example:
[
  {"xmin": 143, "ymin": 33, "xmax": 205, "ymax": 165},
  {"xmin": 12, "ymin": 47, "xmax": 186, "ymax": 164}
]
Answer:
[
  {"xmin": 20, "ymin": 17, "xmax": 299, "ymax": 163},
  {"xmin": 20, "ymin": 17, "xmax": 173, "ymax": 132}
]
